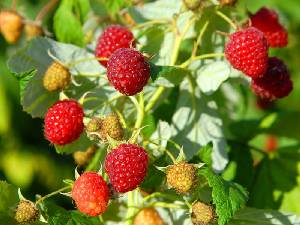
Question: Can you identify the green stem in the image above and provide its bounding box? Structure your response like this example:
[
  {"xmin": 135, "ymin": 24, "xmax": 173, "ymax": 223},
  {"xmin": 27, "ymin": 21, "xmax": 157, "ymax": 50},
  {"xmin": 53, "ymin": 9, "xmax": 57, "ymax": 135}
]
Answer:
[
  {"xmin": 145, "ymin": 16, "xmax": 195, "ymax": 112},
  {"xmin": 132, "ymin": 19, "xmax": 169, "ymax": 30},
  {"xmin": 143, "ymin": 140, "xmax": 176, "ymax": 163},
  {"xmin": 216, "ymin": 10, "xmax": 237, "ymax": 30},
  {"xmin": 35, "ymin": 186, "xmax": 71, "ymax": 205},
  {"xmin": 145, "ymin": 86, "xmax": 165, "ymax": 113},
  {"xmin": 134, "ymin": 93, "xmax": 145, "ymax": 129},
  {"xmin": 151, "ymin": 202, "xmax": 185, "ymax": 209},
  {"xmin": 192, "ymin": 21, "xmax": 210, "ymax": 57},
  {"xmin": 68, "ymin": 57, "xmax": 108, "ymax": 68},
  {"xmin": 180, "ymin": 52, "xmax": 225, "ymax": 68},
  {"xmin": 125, "ymin": 191, "xmax": 135, "ymax": 225}
]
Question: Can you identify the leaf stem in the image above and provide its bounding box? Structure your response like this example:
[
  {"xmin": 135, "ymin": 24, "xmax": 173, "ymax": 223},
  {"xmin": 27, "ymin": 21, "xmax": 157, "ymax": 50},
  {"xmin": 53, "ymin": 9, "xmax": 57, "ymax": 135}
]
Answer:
[
  {"xmin": 150, "ymin": 202, "xmax": 185, "ymax": 209},
  {"xmin": 180, "ymin": 52, "xmax": 225, "ymax": 68},
  {"xmin": 35, "ymin": 186, "xmax": 71, "ymax": 205},
  {"xmin": 35, "ymin": 0, "xmax": 59, "ymax": 22},
  {"xmin": 68, "ymin": 57, "xmax": 107, "ymax": 68},
  {"xmin": 145, "ymin": 15, "xmax": 195, "ymax": 112},
  {"xmin": 216, "ymin": 10, "xmax": 237, "ymax": 30},
  {"xmin": 132, "ymin": 19, "xmax": 169, "ymax": 30},
  {"xmin": 11, "ymin": 0, "xmax": 17, "ymax": 10}
]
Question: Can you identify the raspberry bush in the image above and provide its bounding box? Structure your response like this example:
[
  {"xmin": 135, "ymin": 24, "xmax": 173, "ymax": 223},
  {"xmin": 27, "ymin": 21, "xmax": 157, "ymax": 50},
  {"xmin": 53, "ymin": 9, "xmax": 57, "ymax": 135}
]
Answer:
[{"xmin": 1, "ymin": 0, "xmax": 300, "ymax": 225}]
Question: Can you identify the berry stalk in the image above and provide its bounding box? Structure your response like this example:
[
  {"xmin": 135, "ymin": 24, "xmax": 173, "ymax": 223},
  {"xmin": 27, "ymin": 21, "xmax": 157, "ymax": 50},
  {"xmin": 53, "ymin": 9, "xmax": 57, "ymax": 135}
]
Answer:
[{"xmin": 35, "ymin": 186, "xmax": 71, "ymax": 205}]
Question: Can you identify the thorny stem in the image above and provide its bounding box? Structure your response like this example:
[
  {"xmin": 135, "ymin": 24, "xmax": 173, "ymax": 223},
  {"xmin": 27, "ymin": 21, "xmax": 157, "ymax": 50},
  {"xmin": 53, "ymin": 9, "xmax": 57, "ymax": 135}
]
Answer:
[
  {"xmin": 35, "ymin": 0, "xmax": 59, "ymax": 22},
  {"xmin": 35, "ymin": 186, "xmax": 71, "ymax": 205},
  {"xmin": 216, "ymin": 10, "xmax": 237, "ymax": 30}
]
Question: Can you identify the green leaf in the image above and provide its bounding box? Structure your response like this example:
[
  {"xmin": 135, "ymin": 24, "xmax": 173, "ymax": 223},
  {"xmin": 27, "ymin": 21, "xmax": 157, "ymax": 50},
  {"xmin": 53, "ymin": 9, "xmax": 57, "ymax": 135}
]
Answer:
[
  {"xmin": 128, "ymin": 0, "xmax": 181, "ymax": 21},
  {"xmin": 231, "ymin": 207, "xmax": 300, "ymax": 225},
  {"xmin": 11, "ymin": 69, "xmax": 36, "ymax": 102},
  {"xmin": 53, "ymin": 0, "xmax": 85, "ymax": 46},
  {"xmin": 199, "ymin": 167, "xmax": 248, "ymax": 225},
  {"xmin": 263, "ymin": 112, "xmax": 300, "ymax": 140},
  {"xmin": 170, "ymin": 79, "xmax": 228, "ymax": 172},
  {"xmin": 45, "ymin": 202, "xmax": 99, "ymax": 225},
  {"xmin": 149, "ymin": 62, "xmax": 188, "ymax": 87},
  {"xmin": 149, "ymin": 120, "xmax": 172, "ymax": 158},
  {"xmin": 76, "ymin": 0, "xmax": 90, "ymax": 21},
  {"xmin": 249, "ymin": 145, "xmax": 300, "ymax": 213},
  {"xmin": 196, "ymin": 61, "xmax": 231, "ymax": 95},
  {"xmin": 0, "ymin": 181, "xmax": 18, "ymax": 215},
  {"xmin": 103, "ymin": 0, "xmax": 128, "ymax": 16},
  {"xmin": 7, "ymin": 37, "xmax": 102, "ymax": 118},
  {"xmin": 229, "ymin": 119, "xmax": 261, "ymax": 141},
  {"xmin": 222, "ymin": 142, "xmax": 254, "ymax": 190},
  {"xmin": 198, "ymin": 143, "xmax": 213, "ymax": 167},
  {"xmin": 55, "ymin": 133, "xmax": 93, "ymax": 154},
  {"xmin": 140, "ymin": 28, "xmax": 174, "ymax": 65}
]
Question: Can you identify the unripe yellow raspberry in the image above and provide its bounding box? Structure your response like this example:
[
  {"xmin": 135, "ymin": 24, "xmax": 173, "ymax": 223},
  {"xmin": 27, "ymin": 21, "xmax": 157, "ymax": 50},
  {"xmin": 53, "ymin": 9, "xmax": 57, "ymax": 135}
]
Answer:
[{"xmin": 43, "ymin": 62, "xmax": 71, "ymax": 92}]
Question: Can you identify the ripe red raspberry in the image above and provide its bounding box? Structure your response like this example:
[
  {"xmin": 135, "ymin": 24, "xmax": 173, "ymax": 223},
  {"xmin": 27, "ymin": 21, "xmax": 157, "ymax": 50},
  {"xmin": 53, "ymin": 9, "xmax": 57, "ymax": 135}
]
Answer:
[
  {"xmin": 95, "ymin": 25, "xmax": 135, "ymax": 67},
  {"xmin": 251, "ymin": 57, "xmax": 293, "ymax": 100},
  {"xmin": 105, "ymin": 143, "xmax": 148, "ymax": 193},
  {"xmin": 250, "ymin": 7, "xmax": 288, "ymax": 48},
  {"xmin": 225, "ymin": 27, "xmax": 269, "ymax": 78},
  {"xmin": 44, "ymin": 99, "xmax": 84, "ymax": 145},
  {"xmin": 107, "ymin": 48, "xmax": 150, "ymax": 96},
  {"xmin": 71, "ymin": 172, "xmax": 109, "ymax": 216}
]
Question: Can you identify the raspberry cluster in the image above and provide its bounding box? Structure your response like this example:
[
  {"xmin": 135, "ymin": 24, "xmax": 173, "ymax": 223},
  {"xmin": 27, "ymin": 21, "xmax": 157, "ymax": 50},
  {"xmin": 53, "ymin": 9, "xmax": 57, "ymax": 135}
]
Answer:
[
  {"xmin": 225, "ymin": 7, "xmax": 293, "ymax": 101},
  {"xmin": 250, "ymin": 7, "xmax": 288, "ymax": 48},
  {"xmin": 95, "ymin": 25, "xmax": 150, "ymax": 96},
  {"xmin": 95, "ymin": 25, "xmax": 135, "ymax": 67}
]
